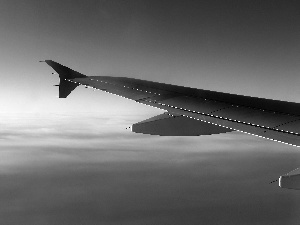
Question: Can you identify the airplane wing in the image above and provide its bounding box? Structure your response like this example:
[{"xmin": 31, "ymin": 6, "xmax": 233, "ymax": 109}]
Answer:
[{"xmin": 43, "ymin": 60, "xmax": 300, "ymax": 189}]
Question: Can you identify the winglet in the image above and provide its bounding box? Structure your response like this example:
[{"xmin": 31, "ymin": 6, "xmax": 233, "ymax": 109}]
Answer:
[
  {"xmin": 44, "ymin": 60, "xmax": 86, "ymax": 79},
  {"xmin": 43, "ymin": 60, "xmax": 87, "ymax": 98}
]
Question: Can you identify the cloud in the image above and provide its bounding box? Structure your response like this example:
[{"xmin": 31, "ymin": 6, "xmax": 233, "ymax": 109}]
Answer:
[
  {"xmin": 1, "ymin": 147, "xmax": 300, "ymax": 225},
  {"xmin": 1, "ymin": 113, "xmax": 300, "ymax": 224}
]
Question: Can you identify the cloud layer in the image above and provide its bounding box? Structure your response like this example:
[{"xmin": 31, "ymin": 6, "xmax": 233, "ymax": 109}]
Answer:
[{"xmin": 0, "ymin": 114, "xmax": 300, "ymax": 225}]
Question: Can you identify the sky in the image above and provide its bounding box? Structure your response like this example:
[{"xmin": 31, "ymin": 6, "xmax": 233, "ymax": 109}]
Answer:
[{"xmin": 1, "ymin": 0, "xmax": 300, "ymax": 224}]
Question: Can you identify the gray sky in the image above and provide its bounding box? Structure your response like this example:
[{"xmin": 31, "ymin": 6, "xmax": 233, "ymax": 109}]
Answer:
[
  {"xmin": 1, "ymin": 0, "xmax": 300, "ymax": 114},
  {"xmin": 1, "ymin": 0, "xmax": 300, "ymax": 224}
]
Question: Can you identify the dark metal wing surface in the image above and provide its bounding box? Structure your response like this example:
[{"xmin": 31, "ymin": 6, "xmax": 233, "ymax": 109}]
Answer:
[{"xmin": 45, "ymin": 60, "xmax": 300, "ymax": 147}]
